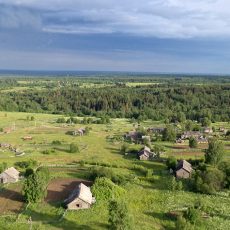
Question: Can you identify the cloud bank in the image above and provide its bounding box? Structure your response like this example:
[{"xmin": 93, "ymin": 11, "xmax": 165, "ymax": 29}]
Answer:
[{"xmin": 0, "ymin": 0, "xmax": 230, "ymax": 38}]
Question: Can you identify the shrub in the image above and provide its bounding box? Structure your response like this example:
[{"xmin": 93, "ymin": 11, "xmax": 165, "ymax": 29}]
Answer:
[
  {"xmin": 166, "ymin": 156, "xmax": 177, "ymax": 170},
  {"xmin": 92, "ymin": 177, "xmax": 125, "ymax": 201},
  {"xmin": 23, "ymin": 167, "xmax": 50, "ymax": 203},
  {"xmin": 52, "ymin": 140, "xmax": 62, "ymax": 145},
  {"xmin": 108, "ymin": 199, "xmax": 133, "ymax": 230},
  {"xmin": 205, "ymin": 138, "xmax": 225, "ymax": 166},
  {"xmin": 56, "ymin": 117, "xmax": 66, "ymax": 123},
  {"xmin": 189, "ymin": 137, "xmax": 198, "ymax": 148},
  {"xmin": 193, "ymin": 168, "xmax": 225, "ymax": 194},
  {"xmin": 89, "ymin": 167, "xmax": 129, "ymax": 185},
  {"xmin": 24, "ymin": 168, "xmax": 34, "ymax": 178},
  {"xmin": 15, "ymin": 159, "xmax": 37, "ymax": 169},
  {"xmin": 69, "ymin": 143, "xmax": 79, "ymax": 153}
]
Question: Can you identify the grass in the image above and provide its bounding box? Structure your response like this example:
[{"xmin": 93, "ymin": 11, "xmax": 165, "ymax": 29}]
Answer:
[{"xmin": 0, "ymin": 111, "xmax": 229, "ymax": 229}]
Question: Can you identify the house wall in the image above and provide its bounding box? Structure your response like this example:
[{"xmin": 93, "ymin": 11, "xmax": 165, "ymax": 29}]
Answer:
[
  {"xmin": 139, "ymin": 155, "xmax": 149, "ymax": 160},
  {"xmin": 67, "ymin": 198, "xmax": 91, "ymax": 210},
  {"xmin": 176, "ymin": 169, "xmax": 190, "ymax": 179},
  {"xmin": 0, "ymin": 173, "xmax": 18, "ymax": 184}
]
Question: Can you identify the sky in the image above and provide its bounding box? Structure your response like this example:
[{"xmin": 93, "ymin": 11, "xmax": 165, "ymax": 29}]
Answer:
[{"xmin": 0, "ymin": 0, "xmax": 230, "ymax": 74}]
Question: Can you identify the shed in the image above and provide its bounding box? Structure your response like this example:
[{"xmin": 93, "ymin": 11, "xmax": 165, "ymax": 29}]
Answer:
[
  {"xmin": 0, "ymin": 167, "xmax": 20, "ymax": 184},
  {"xmin": 175, "ymin": 160, "xmax": 193, "ymax": 179},
  {"xmin": 64, "ymin": 183, "xmax": 95, "ymax": 210},
  {"xmin": 138, "ymin": 146, "xmax": 155, "ymax": 160}
]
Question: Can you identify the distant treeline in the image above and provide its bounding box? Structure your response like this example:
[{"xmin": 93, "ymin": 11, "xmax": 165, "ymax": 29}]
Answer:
[{"xmin": 0, "ymin": 83, "xmax": 229, "ymax": 122}]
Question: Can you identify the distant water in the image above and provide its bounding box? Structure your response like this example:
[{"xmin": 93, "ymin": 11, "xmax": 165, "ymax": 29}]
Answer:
[
  {"xmin": 0, "ymin": 69, "xmax": 161, "ymax": 77},
  {"xmin": 0, "ymin": 69, "xmax": 227, "ymax": 78}
]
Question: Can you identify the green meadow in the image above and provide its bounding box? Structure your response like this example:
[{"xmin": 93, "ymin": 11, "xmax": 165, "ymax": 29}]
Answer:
[{"xmin": 0, "ymin": 111, "xmax": 229, "ymax": 229}]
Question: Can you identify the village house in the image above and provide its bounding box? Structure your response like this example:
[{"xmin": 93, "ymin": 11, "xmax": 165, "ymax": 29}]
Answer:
[
  {"xmin": 22, "ymin": 136, "xmax": 33, "ymax": 141},
  {"xmin": 0, "ymin": 143, "xmax": 11, "ymax": 148},
  {"xmin": 72, "ymin": 128, "xmax": 86, "ymax": 136},
  {"xmin": 203, "ymin": 127, "xmax": 213, "ymax": 134},
  {"xmin": 138, "ymin": 146, "xmax": 155, "ymax": 160},
  {"xmin": 125, "ymin": 131, "xmax": 139, "ymax": 142},
  {"xmin": 181, "ymin": 131, "xmax": 202, "ymax": 140},
  {"xmin": 147, "ymin": 127, "xmax": 165, "ymax": 133},
  {"xmin": 0, "ymin": 167, "xmax": 20, "ymax": 184},
  {"xmin": 175, "ymin": 160, "xmax": 193, "ymax": 179},
  {"xmin": 197, "ymin": 136, "xmax": 208, "ymax": 144},
  {"xmin": 64, "ymin": 183, "xmax": 95, "ymax": 210},
  {"xmin": 141, "ymin": 135, "xmax": 151, "ymax": 142}
]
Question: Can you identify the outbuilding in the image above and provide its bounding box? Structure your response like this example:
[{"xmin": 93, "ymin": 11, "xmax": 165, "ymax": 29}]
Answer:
[
  {"xmin": 64, "ymin": 183, "xmax": 95, "ymax": 210},
  {"xmin": 0, "ymin": 167, "xmax": 20, "ymax": 184},
  {"xmin": 175, "ymin": 160, "xmax": 193, "ymax": 179}
]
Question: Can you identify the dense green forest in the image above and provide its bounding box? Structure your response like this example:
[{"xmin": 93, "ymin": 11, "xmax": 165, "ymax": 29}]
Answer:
[{"xmin": 0, "ymin": 77, "xmax": 229, "ymax": 122}]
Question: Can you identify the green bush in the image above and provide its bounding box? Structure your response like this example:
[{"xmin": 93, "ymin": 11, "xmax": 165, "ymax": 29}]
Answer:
[
  {"xmin": 92, "ymin": 177, "xmax": 125, "ymax": 201},
  {"xmin": 69, "ymin": 143, "xmax": 79, "ymax": 153},
  {"xmin": 108, "ymin": 199, "xmax": 133, "ymax": 230}
]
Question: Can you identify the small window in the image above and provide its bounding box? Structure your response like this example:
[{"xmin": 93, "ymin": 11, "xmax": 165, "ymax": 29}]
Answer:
[{"xmin": 76, "ymin": 203, "xmax": 81, "ymax": 208}]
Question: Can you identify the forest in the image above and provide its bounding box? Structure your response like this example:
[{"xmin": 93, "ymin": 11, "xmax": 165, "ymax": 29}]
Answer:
[{"xmin": 0, "ymin": 76, "xmax": 229, "ymax": 122}]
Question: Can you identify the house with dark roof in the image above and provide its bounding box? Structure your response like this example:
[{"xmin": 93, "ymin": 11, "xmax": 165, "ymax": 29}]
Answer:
[
  {"xmin": 0, "ymin": 167, "xmax": 20, "ymax": 183},
  {"xmin": 175, "ymin": 160, "xmax": 193, "ymax": 179},
  {"xmin": 147, "ymin": 127, "xmax": 165, "ymax": 133},
  {"xmin": 138, "ymin": 146, "xmax": 156, "ymax": 160},
  {"xmin": 64, "ymin": 183, "xmax": 95, "ymax": 210}
]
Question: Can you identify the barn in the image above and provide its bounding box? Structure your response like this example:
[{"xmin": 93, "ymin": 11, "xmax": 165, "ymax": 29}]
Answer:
[
  {"xmin": 0, "ymin": 167, "xmax": 20, "ymax": 184},
  {"xmin": 175, "ymin": 160, "xmax": 193, "ymax": 179},
  {"xmin": 64, "ymin": 183, "xmax": 95, "ymax": 210}
]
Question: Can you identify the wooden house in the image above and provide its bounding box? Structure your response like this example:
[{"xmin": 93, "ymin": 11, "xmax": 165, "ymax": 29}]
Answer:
[
  {"xmin": 175, "ymin": 160, "xmax": 193, "ymax": 179},
  {"xmin": 181, "ymin": 131, "xmax": 202, "ymax": 140},
  {"xmin": 22, "ymin": 136, "xmax": 33, "ymax": 141},
  {"xmin": 0, "ymin": 167, "xmax": 20, "ymax": 184},
  {"xmin": 147, "ymin": 127, "xmax": 165, "ymax": 134},
  {"xmin": 203, "ymin": 127, "xmax": 213, "ymax": 134},
  {"xmin": 138, "ymin": 146, "xmax": 155, "ymax": 160},
  {"xmin": 72, "ymin": 128, "xmax": 85, "ymax": 136},
  {"xmin": 64, "ymin": 183, "xmax": 95, "ymax": 210}
]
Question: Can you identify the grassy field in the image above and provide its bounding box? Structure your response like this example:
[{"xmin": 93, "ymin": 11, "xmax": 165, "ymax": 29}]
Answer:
[{"xmin": 0, "ymin": 111, "xmax": 229, "ymax": 229}]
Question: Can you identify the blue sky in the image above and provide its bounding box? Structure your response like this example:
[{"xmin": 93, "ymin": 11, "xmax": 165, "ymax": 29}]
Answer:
[{"xmin": 0, "ymin": 0, "xmax": 230, "ymax": 73}]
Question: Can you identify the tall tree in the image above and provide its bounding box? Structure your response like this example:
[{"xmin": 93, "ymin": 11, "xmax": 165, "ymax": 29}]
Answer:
[
  {"xmin": 108, "ymin": 199, "xmax": 133, "ymax": 230},
  {"xmin": 205, "ymin": 138, "xmax": 224, "ymax": 166}
]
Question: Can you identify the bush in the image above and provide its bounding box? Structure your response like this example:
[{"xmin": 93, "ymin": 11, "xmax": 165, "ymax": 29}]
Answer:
[
  {"xmin": 0, "ymin": 162, "xmax": 7, "ymax": 173},
  {"xmin": 192, "ymin": 168, "xmax": 225, "ymax": 194},
  {"xmin": 184, "ymin": 207, "xmax": 200, "ymax": 225},
  {"xmin": 56, "ymin": 117, "xmax": 66, "ymax": 123},
  {"xmin": 189, "ymin": 137, "xmax": 198, "ymax": 148},
  {"xmin": 89, "ymin": 167, "xmax": 129, "ymax": 185},
  {"xmin": 205, "ymin": 138, "xmax": 224, "ymax": 166},
  {"xmin": 23, "ymin": 167, "xmax": 50, "ymax": 203},
  {"xmin": 24, "ymin": 168, "xmax": 34, "ymax": 178},
  {"xmin": 108, "ymin": 199, "xmax": 133, "ymax": 230},
  {"xmin": 69, "ymin": 143, "xmax": 79, "ymax": 153},
  {"xmin": 15, "ymin": 159, "xmax": 37, "ymax": 169},
  {"xmin": 166, "ymin": 156, "xmax": 177, "ymax": 170},
  {"xmin": 92, "ymin": 177, "xmax": 125, "ymax": 201},
  {"xmin": 52, "ymin": 140, "xmax": 62, "ymax": 145}
]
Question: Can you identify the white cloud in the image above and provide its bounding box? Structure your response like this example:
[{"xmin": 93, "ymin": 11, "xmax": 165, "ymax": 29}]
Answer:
[{"xmin": 0, "ymin": 0, "xmax": 230, "ymax": 38}]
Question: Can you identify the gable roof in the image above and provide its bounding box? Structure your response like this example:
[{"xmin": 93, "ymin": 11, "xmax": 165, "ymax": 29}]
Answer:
[
  {"xmin": 138, "ymin": 146, "xmax": 152, "ymax": 158},
  {"xmin": 176, "ymin": 160, "xmax": 193, "ymax": 173},
  {"xmin": 2, "ymin": 167, "xmax": 20, "ymax": 179},
  {"xmin": 65, "ymin": 183, "xmax": 93, "ymax": 205}
]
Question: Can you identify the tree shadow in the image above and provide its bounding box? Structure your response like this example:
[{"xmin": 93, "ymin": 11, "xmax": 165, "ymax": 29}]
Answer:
[
  {"xmin": 0, "ymin": 187, "xmax": 24, "ymax": 214},
  {"xmin": 105, "ymin": 146, "xmax": 121, "ymax": 155},
  {"xmin": 23, "ymin": 207, "xmax": 97, "ymax": 230},
  {"xmin": 145, "ymin": 211, "xmax": 175, "ymax": 230}
]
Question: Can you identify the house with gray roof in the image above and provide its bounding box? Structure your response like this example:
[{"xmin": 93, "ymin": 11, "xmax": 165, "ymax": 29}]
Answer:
[
  {"xmin": 64, "ymin": 183, "xmax": 95, "ymax": 210},
  {"xmin": 138, "ymin": 146, "xmax": 156, "ymax": 160},
  {"xmin": 0, "ymin": 167, "xmax": 20, "ymax": 184},
  {"xmin": 175, "ymin": 160, "xmax": 193, "ymax": 179}
]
